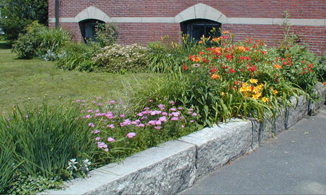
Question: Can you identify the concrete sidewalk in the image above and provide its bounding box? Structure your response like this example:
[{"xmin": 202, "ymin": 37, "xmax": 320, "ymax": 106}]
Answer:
[{"xmin": 180, "ymin": 106, "xmax": 326, "ymax": 195}]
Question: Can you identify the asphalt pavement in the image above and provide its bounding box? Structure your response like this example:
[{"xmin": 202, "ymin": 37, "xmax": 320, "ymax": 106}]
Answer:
[{"xmin": 180, "ymin": 106, "xmax": 326, "ymax": 195}]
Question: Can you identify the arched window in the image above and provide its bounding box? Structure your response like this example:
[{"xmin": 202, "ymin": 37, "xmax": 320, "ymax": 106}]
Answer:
[
  {"xmin": 181, "ymin": 19, "xmax": 221, "ymax": 42},
  {"xmin": 79, "ymin": 19, "xmax": 104, "ymax": 42}
]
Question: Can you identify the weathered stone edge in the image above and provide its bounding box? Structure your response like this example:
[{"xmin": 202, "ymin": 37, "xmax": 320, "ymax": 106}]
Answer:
[{"xmin": 42, "ymin": 84, "xmax": 326, "ymax": 195}]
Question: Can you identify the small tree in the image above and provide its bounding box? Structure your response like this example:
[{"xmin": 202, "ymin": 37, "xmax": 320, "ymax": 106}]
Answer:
[{"xmin": 0, "ymin": 0, "xmax": 48, "ymax": 41}]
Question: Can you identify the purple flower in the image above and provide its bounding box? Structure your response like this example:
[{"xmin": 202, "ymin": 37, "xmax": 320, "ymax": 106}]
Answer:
[
  {"xmin": 169, "ymin": 101, "xmax": 175, "ymax": 105},
  {"xmin": 87, "ymin": 110, "xmax": 93, "ymax": 113},
  {"xmin": 162, "ymin": 112, "xmax": 168, "ymax": 116},
  {"xmin": 137, "ymin": 113, "xmax": 143, "ymax": 117},
  {"xmin": 97, "ymin": 97, "xmax": 102, "ymax": 100},
  {"xmin": 120, "ymin": 114, "xmax": 125, "ymax": 118},
  {"xmin": 192, "ymin": 113, "xmax": 198, "ymax": 116},
  {"xmin": 171, "ymin": 117, "xmax": 179, "ymax": 121},
  {"xmin": 147, "ymin": 120, "xmax": 157, "ymax": 126},
  {"xmin": 181, "ymin": 125, "xmax": 185, "ymax": 128},
  {"xmin": 151, "ymin": 110, "xmax": 162, "ymax": 115},
  {"xmin": 91, "ymin": 130, "xmax": 101, "ymax": 134},
  {"xmin": 136, "ymin": 124, "xmax": 145, "ymax": 127},
  {"xmin": 159, "ymin": 116, "xmax": 167, "ymax": 122},
  {"xmin": 95, "ymin": 110, "xmax": 100, "ymax": 113},
  {"xmin": 170, "ymin": 108, "xmax": 177, "ymax": 111},
  {"xmin": 144, "ymin": 107, "xmax": 150, "ymax": 110},
  {"xmin": 25, "ymin": 115, "xmax": 29, "ymax": 118},
  {"xmin": 107, "ymin": 137, "xmax": 115, "ymax": 142},
  {"xmin": 97, "ymin": 142, "xmax": 108, "ymax": 149},
  {"xmin": 158, "ymin": 104, "xmax": 165, "ymax": 110},
  {"xmin": 171, "ymin": 112, "xmax": 180, "ymax": 117},
  {"xmin": 95, "ymin": 137, "xmax": 101, "ymax": 141},
  {"xmin": 110, "ymin": 100, "xmax": 116, "ymax": 104},
  {"xmin": 127, "ymin": 132, "xmax": 136, "ymax": 138},
  {"xmin": 107, "ymin": 124, "xmax": 114, "ymax": 129},
  {"xmin": 76, "ymin": 100, "xmax": 81, "ymax": 103},
  {"xmin": 7, "ymin": 118, "xmax": 11, "ymax": 121},
  {"xmin": 155, "ymin": 120, "xmax": 162, "ymax": 125},
  {"xmin": 97, "ymin": 103, "xmax": 103, "ymax": 106},
  {"xmin": 190, "ymin": 120, "xmax": 194, "ymax": 123},
  {"xmin": 88, "ymin": 123, "xmax": 95, "ymax": 127},
  {"xmin": 81, "ymin": 100, "xmax": 86, "ymax": 103},
  {"xmin": 92, "ymin": 101, "xmax": 97, "ymax": 103},
  {"xmin": 178, "ymin": 107, "xmax": 183, "ymax": 110},
  {"xmin": 104, "ymin": 148, "xmax": 109, "ymax": 152},
  {"xmin": 149, "ymin": 99, "xmax": 153, "ymax": 102},
  {"xmin": 155, "ymin": 126, "xmax": 162, "ymax": 130},
  {"xmin": 85, "ymin": 115, "xmax": 91, "ymax": 119},
  {"xmin": 80, "ymin": 110, "xmax": 85, "ymax": 113}
]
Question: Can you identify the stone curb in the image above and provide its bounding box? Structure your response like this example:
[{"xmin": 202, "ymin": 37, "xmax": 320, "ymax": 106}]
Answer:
[{"xmin": 42, "ymin": 85, "xmax": 326, "ymax": 195}]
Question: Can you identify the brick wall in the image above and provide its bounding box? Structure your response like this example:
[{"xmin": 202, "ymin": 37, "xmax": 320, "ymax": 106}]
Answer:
[{"xmin": 48, "ymin": 0, "xmax": 326, "ymax": 55}]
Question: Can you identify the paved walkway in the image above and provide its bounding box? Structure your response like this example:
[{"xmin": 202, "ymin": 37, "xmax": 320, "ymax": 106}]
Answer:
[{"xmin": 180, "ymin": 106, "xmax": 326, "ymax": 194}]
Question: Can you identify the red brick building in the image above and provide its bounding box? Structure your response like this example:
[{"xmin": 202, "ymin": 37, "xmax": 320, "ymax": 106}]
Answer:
[{"xmin": 49, "ymin": 0, "xmax": 326, "ymax": 54}]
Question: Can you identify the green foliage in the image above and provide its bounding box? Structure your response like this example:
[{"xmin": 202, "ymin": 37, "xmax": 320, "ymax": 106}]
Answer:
[
  {"xmin": 91, "ymin": 23, "xmax": 119, "ymax": 47},
  {"xmin": 0, "ymin": 103, "xmax": 98, "ymax": 193},
  {"xmin": 92, "ymin": 44, "xmax": 148, "ymax": 73},
  {"xmin": 56, "ymin": 42, "xmax": 98, "ymax": 71},
  {"xmin": 0, "ymin": 0, "xmax": 48, "ymax": 41},
  {"xmin": 12, "ymin": 21, "xmax": 70, "ymax": 59}
]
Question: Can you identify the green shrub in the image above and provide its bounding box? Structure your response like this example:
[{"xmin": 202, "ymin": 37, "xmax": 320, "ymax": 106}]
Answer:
[
  {"xmin": 91, "ymin": 23, "xmax": 119, "ymax": 47},
  {"xmin": 56, "ymin": 42, "xmax": 98, "ymax": 71},
  {"xmin": 12, "ymin": 21, "xmax": 70, "ymax": 59},
  {"xmin": 92, "ymin": 44, "xmax": 148, "ymax": 73}
]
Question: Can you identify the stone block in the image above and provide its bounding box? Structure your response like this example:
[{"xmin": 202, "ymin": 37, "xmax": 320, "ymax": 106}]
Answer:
[
  {"xmin": 286, "ymin": 95, "xmax": 308, "ymax": 129},
  {"xmin": 179, "ymin": 119, "xmax": 253, "ymax": 178},
  {"xmin": 43, "ymin": 140, "xmax": 196, "ymax": 195}
]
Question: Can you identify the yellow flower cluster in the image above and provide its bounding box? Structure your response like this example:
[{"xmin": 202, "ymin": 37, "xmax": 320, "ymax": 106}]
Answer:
[{"xmin": 239, "ymin": 79, "xmax": 268, "ymax": 102}]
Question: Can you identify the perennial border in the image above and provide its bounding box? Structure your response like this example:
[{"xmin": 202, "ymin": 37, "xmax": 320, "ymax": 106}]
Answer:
[{"xmin": 42, "ymin": 84, "xmax": 326, "ymax": 195}]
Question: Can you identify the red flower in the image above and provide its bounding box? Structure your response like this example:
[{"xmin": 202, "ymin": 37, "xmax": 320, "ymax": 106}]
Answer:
[
  {"xmin": 283, "ymin": 62, "xmax": 287, "ymax": 65},
  {"xmin": 247, "ymin": 65, "xmax": 257, "ymax": 72},
  {"xmin": 210, "ymin": 68, "xmax": 217, "ymax": 73},
  {"xmin": 182, "ymin": 64, "xmax": 189, "ymax": 71},
  {"xmin": 229, "ymin": 68, "xmax": 236, "ymax": 73},
  {"xmin": 302, "ymin": 60, "xmax": 305, "ymax": 64}
]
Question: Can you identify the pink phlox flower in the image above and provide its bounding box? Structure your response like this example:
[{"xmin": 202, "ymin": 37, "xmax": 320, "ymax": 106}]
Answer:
[
  {"xmin": 159, "ymin": 116, "xmax": 167, "ymax": 122},
  {"xmin": 169, "ymin": 101, "xmax": 175, "ymax": 105},
  {"xmin": 80, "ymin": 110, "xmax": 85, "ymax": 113},
  {"xmin": 120, "ymin": 114, "xmax": 125, "ymax": 118},
  {"xmin": 170, "ymin": 108, "xmax": 177, "ymax": 111},
  {"xmin": 131, "ymin": 120, "xmax": 140, "ymax": 125},
  {"xmin": 82, "ymin": 100, "xmax": 86, "ymax": 103},
  {"xmin": 181, "ymin": 125, "xmax": 185, "ymax": 128},
  {"xmin": 136, "ymin": 124, "xmax": 145, "ymax": 127},
  {"xmin": 92, "ymin": 130, "xmax": 101, "ymax": 134},
  {"xmin": 188, "ymin": 108, "xmax": 194, "ymax": 112},
  {"xmin": 110, "ymin": 100, "xmax": 116, "ymax": 104},
  {"xmin": 151, "ymin": 110, "xmax": 162, "ymax": 115},
  {"xmin": 137, "ymin": 113, "xmax": 143, "ymax": 117},
  {"xmin": 171, "ymin": 117, "xmax": 179, "ymax": 121},
  {"xmin": 149, "ymin": 99, "xmax": 153, "ymax": 102},
  {"xmin": 141, "ymin": 116, "xmax": 148, "ymax": 120},
  {"xmin": 97, "ymin": 103, "xmax": 103, "ymax": 106},
  {"xmin": 120, "ymin": 119, "xmax": 132, "ymax": 127},
  {"xmin": 158, "ymin": 104, "xmax": 165, "ymax": 110},
  {"xmin": 85, "ymin": 115, "xmax": 91, "ymax": 119},
  {"xmin": 105, "ymin": 112, "xmax": 114, "ymax": 119},
  {"xmin": 96, "ymin": 142, "xmax": 108, "ymax": 149},
  {"xmin": 127, "ymin": 132, "xmax": 136, "ymax": 138},
  {"xmin": 92, "ymin": 101, "xmax": 96, "ymax": 104},
  {"xmin": 107, "ymin": 137, "xmax": 115, "ymax": 142},
  {"xmin": 178, "ymin": 107, "xmax": 183, "ymax": 110},
  {"xmin": 155, "ymin": 120, "xmax": 162, "ymax": 125},
  {"xmin": 180, "ymin": 116, "xmax": 185, "ymax": 120},
  {"xmin": 190, "ymin": 120, "xmax": 194, "ymax": 123},
  {"xmin": 87, "ymin": 110, "xmax": 93, "ymax": 113},
  {"xmin": 107, "ymin": 124, "xmax": 115, "ymax": 129},
  {"xmin": 162, "ymin": 112, "xmax": 168, "ymax": 116},
  {"xmin": 104, "ymin": 148, "xmax": 109, "ymax": 152},
  {"xmin": 88, "ymin": 123, "xmax": 95, "ymax": 127},
  {"xmin": 147, "ymin": 120, "xmax": 157, "ymax": 126},
  {"xmin": 76, "ymin": 100, "xmax": 81, "ymax": 103},
  {"xmin": 95, "ymin": 137, "xmax": 101, "ymax": 141},
  {"xmin": 144, "ymin": 107, "xmax": 150, "ymax": 110},
  {"xmin": 155, "ymin": 126, "xmax": 162, "ymax": 130},
  {"xmin": 192, "ymin": 113, "xmax": 198, "ymax": 116},
  {"xmin": 171, "ymin": 112, "xmax": 180, "ymax": 117}
]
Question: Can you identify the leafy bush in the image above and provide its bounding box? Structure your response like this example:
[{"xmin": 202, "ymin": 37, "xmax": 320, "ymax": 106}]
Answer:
[
  {"xmin": 56, "ymin": 42, "xmax": 98, "ymax": 71},
  {"xmin": 91, "ymin": 23, "xmax": 119, "ymax": 47},
  {"xmin": 92, "ymin": 44, "xmax": 148, "ymax": 73},
  {"xmin": 12, "ymin": 21, "xmax": 70, "ymax": 59}
]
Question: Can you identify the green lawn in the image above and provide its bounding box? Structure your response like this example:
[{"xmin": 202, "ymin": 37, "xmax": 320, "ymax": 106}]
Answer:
[{"xmin": 0, "ymin": 45, "xmax": 154, "ymax": 114}]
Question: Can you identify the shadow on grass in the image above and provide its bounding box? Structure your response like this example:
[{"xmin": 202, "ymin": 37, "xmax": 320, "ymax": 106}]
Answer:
[{"xmin": 0, "ymin": 41, "xmax": 12, "ymax": 49}]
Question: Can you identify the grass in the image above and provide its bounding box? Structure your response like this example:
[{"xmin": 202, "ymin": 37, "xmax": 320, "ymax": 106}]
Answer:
[{"xmin": 0, "ymin": 42, "xmax": 156, "ymax": 114}]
